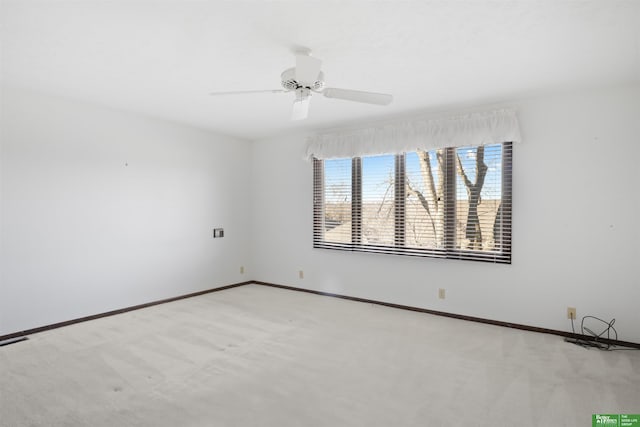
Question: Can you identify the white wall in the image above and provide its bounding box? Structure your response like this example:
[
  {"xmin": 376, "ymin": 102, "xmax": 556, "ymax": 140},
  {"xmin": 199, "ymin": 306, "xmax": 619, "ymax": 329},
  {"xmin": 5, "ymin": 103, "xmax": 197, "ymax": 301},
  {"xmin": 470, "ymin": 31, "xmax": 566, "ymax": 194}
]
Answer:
[
  {"xmin": 250, "ymin": 83, "xmax": 640, "ymax": 343},
  {"xmin": 3, "ymin": 83, "xmax": 639, "ymax": 343},
  {"xmin": 0, "ymin": 87, "xmax": 252, "ymax": 336}
]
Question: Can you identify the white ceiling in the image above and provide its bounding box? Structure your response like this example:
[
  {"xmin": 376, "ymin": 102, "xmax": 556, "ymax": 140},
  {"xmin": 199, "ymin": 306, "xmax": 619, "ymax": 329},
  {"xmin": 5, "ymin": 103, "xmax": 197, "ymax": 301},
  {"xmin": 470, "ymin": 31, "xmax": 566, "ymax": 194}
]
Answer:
[{"xmin": 2, "ymin": 1, "xmax": 639, "ymax": 141}]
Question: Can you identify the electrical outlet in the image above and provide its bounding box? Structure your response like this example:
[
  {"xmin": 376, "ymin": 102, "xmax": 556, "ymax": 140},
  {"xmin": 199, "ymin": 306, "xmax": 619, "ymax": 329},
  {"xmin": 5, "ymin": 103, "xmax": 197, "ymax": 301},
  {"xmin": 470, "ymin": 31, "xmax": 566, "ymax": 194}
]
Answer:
[
  {"xmin": 240, "ymin": 266, "xmax": 244, "ymax": 274},
  {"xmin": 299, "ymin": 270, "xmax": 304, "ymax": 279},
  {"xmin": 567, "ymin": 307, "xmax": 576, "ymax": 320},
  {"xmin": 438, "ymin": 288, "xmax": 445, "ymax": 299}
]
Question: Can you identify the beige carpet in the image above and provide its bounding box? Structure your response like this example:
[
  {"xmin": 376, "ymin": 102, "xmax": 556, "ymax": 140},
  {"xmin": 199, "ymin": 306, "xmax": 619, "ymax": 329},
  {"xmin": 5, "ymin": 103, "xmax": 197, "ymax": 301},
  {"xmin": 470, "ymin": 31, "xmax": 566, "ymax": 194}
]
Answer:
[{"xmin": 1, "ymin": 284, "xmax": 638, "ymax": 427}]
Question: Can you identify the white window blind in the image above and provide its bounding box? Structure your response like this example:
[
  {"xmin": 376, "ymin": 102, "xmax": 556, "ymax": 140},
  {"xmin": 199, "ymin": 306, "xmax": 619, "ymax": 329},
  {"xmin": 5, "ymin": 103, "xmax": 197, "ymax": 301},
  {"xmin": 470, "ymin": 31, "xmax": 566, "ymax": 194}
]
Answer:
[{"xmin": 313, "ymin": 142, "xmax": 512, "ymax": 263}]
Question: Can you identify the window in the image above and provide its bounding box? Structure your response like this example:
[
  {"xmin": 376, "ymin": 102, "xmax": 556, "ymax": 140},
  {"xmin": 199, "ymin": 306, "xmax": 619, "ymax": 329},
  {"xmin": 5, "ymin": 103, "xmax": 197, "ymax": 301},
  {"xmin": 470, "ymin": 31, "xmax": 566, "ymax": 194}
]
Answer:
[{"xmin": 313, "ymin": 142, "xmax": 512, "ymax": 263}]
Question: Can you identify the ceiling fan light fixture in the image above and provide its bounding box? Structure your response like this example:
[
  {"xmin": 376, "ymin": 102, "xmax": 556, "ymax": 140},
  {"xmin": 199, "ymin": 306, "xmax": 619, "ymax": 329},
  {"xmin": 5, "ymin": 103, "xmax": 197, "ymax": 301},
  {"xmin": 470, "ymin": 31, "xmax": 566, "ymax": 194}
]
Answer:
[{"xmin": 291, "ymin": 88, "xmax": 311, "ymax": 120}]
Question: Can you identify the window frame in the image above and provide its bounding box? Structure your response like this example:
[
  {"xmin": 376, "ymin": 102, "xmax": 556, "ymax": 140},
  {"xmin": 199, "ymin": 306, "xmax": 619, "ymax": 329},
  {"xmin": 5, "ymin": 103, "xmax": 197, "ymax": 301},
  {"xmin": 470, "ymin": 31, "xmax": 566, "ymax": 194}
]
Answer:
[{"xmin": 313, "ymin": 142, "xmax": 512, "ymax": 264}]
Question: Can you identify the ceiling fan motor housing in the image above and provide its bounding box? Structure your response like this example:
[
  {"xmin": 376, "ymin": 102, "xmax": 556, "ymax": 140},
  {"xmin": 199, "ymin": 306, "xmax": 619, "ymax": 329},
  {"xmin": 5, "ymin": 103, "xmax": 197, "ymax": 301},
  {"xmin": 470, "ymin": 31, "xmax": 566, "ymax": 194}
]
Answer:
[{"xmin": 281, "ymin": 68, "xmax": 325, "ymax": 91}]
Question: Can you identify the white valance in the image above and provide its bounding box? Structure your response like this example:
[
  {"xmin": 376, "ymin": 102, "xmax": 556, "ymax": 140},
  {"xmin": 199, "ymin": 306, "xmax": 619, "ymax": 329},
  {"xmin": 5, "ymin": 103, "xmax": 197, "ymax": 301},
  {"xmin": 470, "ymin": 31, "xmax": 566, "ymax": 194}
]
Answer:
[{"xmin": 305, "ymin": 108, "xmax": 521, "ymax": 160}]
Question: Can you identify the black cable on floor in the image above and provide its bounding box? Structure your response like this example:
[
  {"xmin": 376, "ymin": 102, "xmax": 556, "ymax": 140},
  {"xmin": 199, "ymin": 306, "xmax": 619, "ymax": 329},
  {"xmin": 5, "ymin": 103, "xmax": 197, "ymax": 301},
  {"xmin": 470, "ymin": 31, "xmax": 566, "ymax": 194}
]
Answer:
[
  {"xmin": 0, "ymin": 336, "xmax": 28, "ymax": 347},
  {"xmin": 565, "ymin": 315, "xmax": 638, "ymax": 351}
]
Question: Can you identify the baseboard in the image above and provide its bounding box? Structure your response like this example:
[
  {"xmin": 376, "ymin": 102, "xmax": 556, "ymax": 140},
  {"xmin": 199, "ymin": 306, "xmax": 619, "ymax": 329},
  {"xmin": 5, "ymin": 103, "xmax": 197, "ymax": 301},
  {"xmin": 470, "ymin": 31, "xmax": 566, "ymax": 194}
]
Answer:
[
  {"xmin": 252, "ymin": 281, "xmax": 640, "ymax": 350},
  {"xmin": 3, "ymin": 279, "xmax": 638, "ymax": 350},
  {"xmin": 0, "ymin": 281, "xmax": 252, "ymax": 341}
]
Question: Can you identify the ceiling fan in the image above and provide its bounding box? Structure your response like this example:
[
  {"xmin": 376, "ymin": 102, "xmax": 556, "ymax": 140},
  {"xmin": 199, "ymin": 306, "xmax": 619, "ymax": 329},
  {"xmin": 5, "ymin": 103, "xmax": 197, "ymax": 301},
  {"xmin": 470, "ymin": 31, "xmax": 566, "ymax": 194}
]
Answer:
[{"xmin": 209, "ymin": 51, "xmax": 393, "ymax": 120}]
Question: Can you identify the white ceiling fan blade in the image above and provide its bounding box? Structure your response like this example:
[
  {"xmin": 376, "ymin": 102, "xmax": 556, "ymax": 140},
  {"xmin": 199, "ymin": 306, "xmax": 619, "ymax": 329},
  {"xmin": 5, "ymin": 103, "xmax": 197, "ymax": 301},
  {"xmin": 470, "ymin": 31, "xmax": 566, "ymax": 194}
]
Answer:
[
  {"xmin": 291, "ymin": 96, "xmax": 310, "ymax": 121},
  {"xmin": 209, "ymin": 89, "xmax": 287, "ymax": 96},
  {"xmin": 295, "ymin": 54, "xmax": 322, "ymax": 85},
  {"xmin": 322, "ymin": 88, "xmax": 393, "ymax": 105}
]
